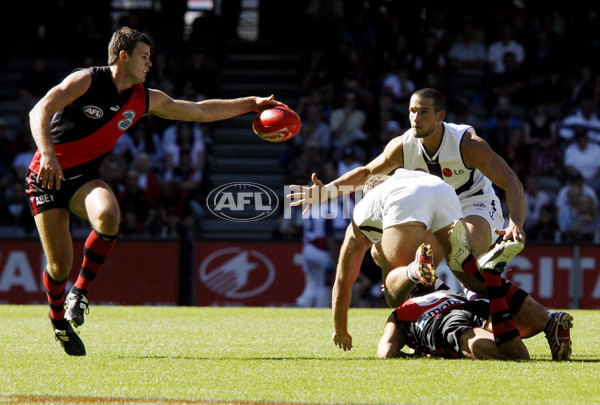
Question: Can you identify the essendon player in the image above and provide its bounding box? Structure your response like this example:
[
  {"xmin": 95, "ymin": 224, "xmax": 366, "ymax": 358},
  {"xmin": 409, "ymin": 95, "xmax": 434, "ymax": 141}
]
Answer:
[{"xmin": 26, "ymin": 27, "xmax": 287, "ymax": 356}]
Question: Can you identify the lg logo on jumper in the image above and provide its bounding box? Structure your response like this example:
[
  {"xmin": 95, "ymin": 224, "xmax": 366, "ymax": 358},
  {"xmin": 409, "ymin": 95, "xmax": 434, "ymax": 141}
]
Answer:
[{"xmin": 207, "ymin": 182, "xmax": 279, "ymax": 222}]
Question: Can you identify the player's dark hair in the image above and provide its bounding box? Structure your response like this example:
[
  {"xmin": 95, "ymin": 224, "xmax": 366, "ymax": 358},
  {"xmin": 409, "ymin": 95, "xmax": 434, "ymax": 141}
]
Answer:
[
  {"xmin": 108, "ymin": 27, "xmax": 152, "ymax": 65},
  {"xmin": 413, "ymin": 88, "xmax": 445, "ymax": 113}
]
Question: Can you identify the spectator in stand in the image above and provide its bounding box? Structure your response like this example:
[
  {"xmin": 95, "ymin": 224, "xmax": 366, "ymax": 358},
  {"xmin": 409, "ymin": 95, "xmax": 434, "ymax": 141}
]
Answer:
[
  {"xmin": 145, "ymin": 52, "xmax": 176, "ymax": 90},
  {"xmin": 366, "ymin": 89, "xmax": 406, "ymax": 134},
  {"xmin": 296, "ymin": 101, "xmax": 332, "ymax": 152},
  {"xmin": 0, "ymin": 119, "xmax": 17, "ymax": 188},
  {"xmin": 118, "ymin": 168, "xmax": 159, "ymax": 236},
  {"xmin": 523, "ymin": 174, "xmax": 552, "ymax": 233},
  {"xmin": 177, "ymin": 51, "xmax": 217, "ymax": 99},
  {"xmin": 11, "ymin": 133, "xmax": 36, "ymax": 181},
  {"xmin": 525, "ymin": 30, "xmax": 560, "ymax": 78},
  {"xmin": 555, "ymin": 172, "xmax": 598, "ymax": 216},
  {"xmin": 299, "ymin": 45, "xmax": 336, "ymax": 106},
  {"xmin": 528, "ymin": 203, "xmax": 559, "ymax": 242},
  {"xmin": 98, "ymin": 153, "xmax": 127, "ymax": 196},
  {"xmin": 487, "ymin": 22, "xmax": 526, "ymax": 75},
  {"xmin": 163, "ymin": 149, "xmax": 204, "ymax": 221},
  {"xmin": 296, "ymin": 201, "xmax": 336, "ymax": 308},
  {"xmin": 381, "ymin": 61, "xmax": 416, "ymax": 106},
  {"xmin": 489, "ymin": 51, "xmax": 528, "ymax": 109},
  {"xmin": 568, "ymin": 64, "xmax": 600, "ymax": 110},
  {"xmin": 0, "ymin": 179, "xmax": 35, "ymax": 233},
  {"xmin": 563, "ymin": 127, "xmax": 600, "ymax": 193},
  {"xmin": 413, "ymin": 30, "xmax": 447, "ymax": 86},
  {"xmin": 369, "ymin": 119, "xmax": 403, "ymax": 159},
  {"xmin": 559, "ymin": 96, "xmax": 600, "ymax": 144},
  {"xmin": 163, "ymin": 121, "xmax": 206, "ymax": 184},
  {"xmin": 484, "ymin": 100, "xmax": 524, "ymax": 174},
  {"xmin": 445, "ymin": 94, "xmax": 485, "ymax": 130},
  {"xmin": 447, "ymin": 18, "xmax": 487, "ymax": 96},
  {"xmin": 329, "ymin": 89, "xmax": 367, "ymax": 156},
  {"xmin": 18, "ymin": 57, "xmax": 58, "ymax": 110},
  {"xmin": 536, "ymin": 65, "xmax": 571, "ymax": 118},
  {"xmin": 558, "ymin": 194, "xmax": 600, "ymax": 242},
  {"xmin": 132, "ymin": 152, "xmax": 162, "ymax": 204},
  {"xmin": 523, "ymin": 102, "xmax": 559, "ymax": 148},
  {"xmin": 338, "ymin": 44, "xmax": 376, "ymax": 108},
  {"xmin": 157, "ymin": 179, "xmax": 196, "ymax": 237}
]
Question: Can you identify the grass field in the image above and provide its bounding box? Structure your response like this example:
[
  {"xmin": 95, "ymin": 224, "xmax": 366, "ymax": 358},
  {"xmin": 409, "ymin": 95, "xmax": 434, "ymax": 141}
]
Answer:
[{"xmin": 0, "ymin": 305, "xmax": 599, "ymax": 405}]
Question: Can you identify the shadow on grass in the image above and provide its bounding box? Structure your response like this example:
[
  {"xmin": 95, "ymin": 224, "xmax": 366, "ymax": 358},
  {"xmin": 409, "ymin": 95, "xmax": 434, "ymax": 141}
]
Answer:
[{"xmin": 119, "ymin": 354, "xmax": 600, "ymax": 362}]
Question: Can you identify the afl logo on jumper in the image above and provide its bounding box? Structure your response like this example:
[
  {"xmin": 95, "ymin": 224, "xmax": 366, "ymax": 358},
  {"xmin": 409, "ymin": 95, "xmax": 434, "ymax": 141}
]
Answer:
[
  {"xmin": 118, "ymin": 110, "xmax": 136, "ymax": 131},
  {"xmin": 83, "ymin": 105, "xmax": 103, "ymax": 119}
]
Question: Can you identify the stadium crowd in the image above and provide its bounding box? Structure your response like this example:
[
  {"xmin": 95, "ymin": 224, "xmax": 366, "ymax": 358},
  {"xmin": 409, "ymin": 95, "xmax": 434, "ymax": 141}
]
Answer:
[{"xmin": 0, "ymin": 1, "xmax": 599, "ymax": 249}]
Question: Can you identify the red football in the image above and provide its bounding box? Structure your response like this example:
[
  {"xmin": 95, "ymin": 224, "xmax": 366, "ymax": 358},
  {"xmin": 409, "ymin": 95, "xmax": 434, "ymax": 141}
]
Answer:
[{"xmin": 252, "ymin": 106, "xmax": 301, "ymax": 142}]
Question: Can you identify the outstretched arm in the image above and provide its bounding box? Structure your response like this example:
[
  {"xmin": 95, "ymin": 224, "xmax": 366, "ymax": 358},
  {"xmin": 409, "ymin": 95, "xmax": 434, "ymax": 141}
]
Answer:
[
  {"xmin": 288, "ymin": 137, "xmax": 404, "ymax": 214},
  {"xmin": 148, "ymin": 90, "xmax": 287, "ymax": 122},
  {"xmin": 332, "ymin": 222, "xmax": 372, "ymax": 351}
]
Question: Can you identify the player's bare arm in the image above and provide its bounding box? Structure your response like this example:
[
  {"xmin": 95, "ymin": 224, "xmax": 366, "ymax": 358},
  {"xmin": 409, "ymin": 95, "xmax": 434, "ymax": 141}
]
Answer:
[
  {"xmin": 461, "ymin": 130, "xmax": 526, "ymax": 242},
  {"xmin": 29, "ymin": 70, "xmax": 92, "ymax": 190},
  {"xmin": 147, "ymin": 90, "xmax": 285, "ymax": 122},
  {"xmin": 332, "ymin": 222, "xmax": 373, "ymax": 351},
  {"xmin": 377, "ymin": 314, "xmax": 408, "ymax": 358},
  {"xmin": 288, "ymin": 136, "xmax": 404, "ymax": 213}
]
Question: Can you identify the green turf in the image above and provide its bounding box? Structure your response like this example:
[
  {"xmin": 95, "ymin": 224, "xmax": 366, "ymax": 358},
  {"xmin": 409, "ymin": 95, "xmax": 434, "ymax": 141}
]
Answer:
[{"xmin": 0, "ymin": 305, "xmax": 598, "ymax": 404}]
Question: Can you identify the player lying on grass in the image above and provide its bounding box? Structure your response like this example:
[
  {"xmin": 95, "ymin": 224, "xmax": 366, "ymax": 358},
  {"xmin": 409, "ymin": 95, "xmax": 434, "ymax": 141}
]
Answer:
[
  {"xmin": 330, "ymin": 171, "xmax": 573, "ymax": 360},
  {"xmin": 377, "ymin": 279, "xmax": 530, "ymax": 360}
]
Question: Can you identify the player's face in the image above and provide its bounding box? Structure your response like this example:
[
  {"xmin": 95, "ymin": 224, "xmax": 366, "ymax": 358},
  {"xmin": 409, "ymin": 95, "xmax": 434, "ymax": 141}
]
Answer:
[
  {"xmin": 409, "ymin": 95, "xmax": 442, "ymax": 139},
  {"xmin": 126, "ymin": 43, "xmax": 152, "ymax": 84}
]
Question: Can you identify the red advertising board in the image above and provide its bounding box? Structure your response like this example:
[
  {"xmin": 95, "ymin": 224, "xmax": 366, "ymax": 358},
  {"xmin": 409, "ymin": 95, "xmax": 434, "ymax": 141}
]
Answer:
[
  {"xmin": 504, "ymin": 246, "xmax": 573, "ymax": 309},
  {"xmin": 0, "ymin": 240, "xmax": 180, "ymax": 305},
  {"xmin": 579, "ymin": 246, "xmax": 600, "ymax": 309},
  {"xmin": 1, "ymin": 239, "xmax": 598, "ymax": 308},
  {"xmin": 195, "ymin": 241, "xmax": 304, "ymax": 306}
]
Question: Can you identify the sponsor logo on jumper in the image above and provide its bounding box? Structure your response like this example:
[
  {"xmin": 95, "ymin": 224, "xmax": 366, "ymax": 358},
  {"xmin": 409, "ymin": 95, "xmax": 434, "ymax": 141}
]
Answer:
[
  {"xmin": 31, "ymin": 194, "xmax": 54, "ymax": 206},
  {"xmin": 415, "ymin": 297, "xmax": 462, "ymax": 330},
  {"xmin": 117, "ymin": 110, "xmax": 136, "ymax": 131}
]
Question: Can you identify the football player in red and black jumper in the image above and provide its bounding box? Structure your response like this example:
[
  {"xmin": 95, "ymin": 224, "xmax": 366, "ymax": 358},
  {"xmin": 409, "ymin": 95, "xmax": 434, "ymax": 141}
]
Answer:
[{"xmin": 26, "ymin": 26, "xmax": 286, "ymax": 356}]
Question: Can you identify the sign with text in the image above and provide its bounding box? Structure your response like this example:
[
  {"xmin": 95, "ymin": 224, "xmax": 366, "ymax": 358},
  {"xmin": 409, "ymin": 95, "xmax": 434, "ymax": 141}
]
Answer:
[{"xmin": 0, "ymin": 240, "xmax": 179, "ymax": 305}]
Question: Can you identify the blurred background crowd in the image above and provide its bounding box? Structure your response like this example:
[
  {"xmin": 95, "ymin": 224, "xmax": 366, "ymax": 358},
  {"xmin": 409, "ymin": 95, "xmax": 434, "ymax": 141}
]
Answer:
[{"xmin": 0, "ymin": 0, "xmax": 599, "ymax": 251}]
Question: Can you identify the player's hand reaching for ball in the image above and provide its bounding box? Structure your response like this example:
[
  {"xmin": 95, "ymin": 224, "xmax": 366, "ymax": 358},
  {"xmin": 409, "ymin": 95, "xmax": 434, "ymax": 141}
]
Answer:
[
  {"xmin": 252, "ymin": 95, "xmax": 288, "ymax": 112},
  {"xmin": 287, "ymin": 173, "xmax": 328, "ymax": 216}
]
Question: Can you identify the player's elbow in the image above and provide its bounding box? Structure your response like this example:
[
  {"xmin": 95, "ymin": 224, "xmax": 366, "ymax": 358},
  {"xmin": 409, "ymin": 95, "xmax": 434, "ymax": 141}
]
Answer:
[{"xmin": 377, "ymin": 341, "xmax": 398, "ymax": 358}]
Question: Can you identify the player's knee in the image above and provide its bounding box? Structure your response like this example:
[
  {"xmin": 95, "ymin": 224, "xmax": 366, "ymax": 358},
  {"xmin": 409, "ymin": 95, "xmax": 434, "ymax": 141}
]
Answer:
[
  {"xmin": 46, "ymin": 259, "xmax": 73, "ymax": 280},
  {"xmin": 93, "ymin": 204, "xmax": 121, "ymax": 232}
]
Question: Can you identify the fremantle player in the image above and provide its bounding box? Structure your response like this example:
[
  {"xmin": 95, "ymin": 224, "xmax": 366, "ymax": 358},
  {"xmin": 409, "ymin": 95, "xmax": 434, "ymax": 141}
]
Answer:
[
  {"xmin": 290, "ymin": 88, "xmax": 572, "ymax": 360},
  {"xmin": 331, "ymin": 171, "xmax": 536, "ymax": 357},
  {"xmin": 26, "ymin": 26, "xmax": 286, "ymax": 356}
]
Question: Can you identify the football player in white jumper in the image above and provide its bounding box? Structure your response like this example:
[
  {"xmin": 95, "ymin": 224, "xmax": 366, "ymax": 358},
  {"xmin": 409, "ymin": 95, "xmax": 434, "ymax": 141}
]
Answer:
[{"xmin": 289, "ymin": 87, "xmax": 573, "ymax": 361}]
